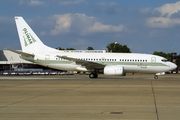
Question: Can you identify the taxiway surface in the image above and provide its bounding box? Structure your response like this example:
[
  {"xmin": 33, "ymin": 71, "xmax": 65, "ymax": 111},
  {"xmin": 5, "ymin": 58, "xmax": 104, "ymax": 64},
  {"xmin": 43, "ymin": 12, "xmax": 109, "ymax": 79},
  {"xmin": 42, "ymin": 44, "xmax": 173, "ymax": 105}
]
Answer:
[{"xmin": 0, "ymin": 74, "xmax": 180, "ymax": 120}]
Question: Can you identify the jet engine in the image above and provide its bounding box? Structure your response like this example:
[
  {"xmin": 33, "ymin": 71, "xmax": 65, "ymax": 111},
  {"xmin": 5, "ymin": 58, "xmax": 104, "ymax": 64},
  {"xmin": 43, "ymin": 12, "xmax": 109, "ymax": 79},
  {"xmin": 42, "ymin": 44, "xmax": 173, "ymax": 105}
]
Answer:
[{"xmin": 104, "ymin": 65, "xmax": 125, "ymax": 76}]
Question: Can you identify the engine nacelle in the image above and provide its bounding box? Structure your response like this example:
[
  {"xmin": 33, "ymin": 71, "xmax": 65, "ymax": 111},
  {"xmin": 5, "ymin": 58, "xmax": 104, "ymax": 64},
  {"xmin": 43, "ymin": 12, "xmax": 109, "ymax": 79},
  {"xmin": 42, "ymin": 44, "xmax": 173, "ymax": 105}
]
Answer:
[{"xmin": 104, "ymin": 65, "xmax": 125, "ymax": 76}]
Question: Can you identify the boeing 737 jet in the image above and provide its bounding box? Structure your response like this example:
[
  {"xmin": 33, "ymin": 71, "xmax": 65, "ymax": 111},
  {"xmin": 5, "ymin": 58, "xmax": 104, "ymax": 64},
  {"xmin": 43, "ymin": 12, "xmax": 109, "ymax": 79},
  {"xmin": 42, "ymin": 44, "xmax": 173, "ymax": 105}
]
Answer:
[{"xmin": 8, "ymin": 17, "xmax": 177, "ymax": 79}]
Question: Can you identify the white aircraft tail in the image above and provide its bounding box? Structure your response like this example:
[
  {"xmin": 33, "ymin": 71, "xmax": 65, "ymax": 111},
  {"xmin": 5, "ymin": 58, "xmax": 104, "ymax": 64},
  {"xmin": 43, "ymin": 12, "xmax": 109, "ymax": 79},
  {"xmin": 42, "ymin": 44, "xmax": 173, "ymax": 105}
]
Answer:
[{"xmin": 15, "ymin": 16, "xmax": 59, "ymax": 54}]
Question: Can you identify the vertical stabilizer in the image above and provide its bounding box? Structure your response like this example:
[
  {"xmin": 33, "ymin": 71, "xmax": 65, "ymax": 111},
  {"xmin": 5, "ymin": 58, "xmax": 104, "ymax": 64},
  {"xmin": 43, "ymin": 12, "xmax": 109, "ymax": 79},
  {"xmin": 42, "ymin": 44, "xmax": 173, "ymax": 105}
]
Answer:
[{"xmin": 15, "ymin": 16, "xmax": 57, "ymax": 54}]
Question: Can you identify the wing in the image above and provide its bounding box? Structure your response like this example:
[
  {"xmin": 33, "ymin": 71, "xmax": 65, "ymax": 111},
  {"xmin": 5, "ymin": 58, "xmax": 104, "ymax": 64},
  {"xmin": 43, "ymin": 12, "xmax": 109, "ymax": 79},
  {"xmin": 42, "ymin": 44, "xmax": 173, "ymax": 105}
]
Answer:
[
  {"xmin": 7, "ymin": 49, "xmax": 35, "ymax": 57},
  {"xmin": 57, "ymin": 55, "xmax": 105, "ymax": 70}
]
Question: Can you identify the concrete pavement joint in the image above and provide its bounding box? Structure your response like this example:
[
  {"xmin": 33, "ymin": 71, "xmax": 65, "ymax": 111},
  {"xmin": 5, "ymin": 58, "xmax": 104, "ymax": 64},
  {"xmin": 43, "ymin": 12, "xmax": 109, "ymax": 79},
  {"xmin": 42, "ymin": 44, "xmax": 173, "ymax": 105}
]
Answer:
[{"xmin": 151, "ymin": 81, "xmax": 159, "ymax": 120}]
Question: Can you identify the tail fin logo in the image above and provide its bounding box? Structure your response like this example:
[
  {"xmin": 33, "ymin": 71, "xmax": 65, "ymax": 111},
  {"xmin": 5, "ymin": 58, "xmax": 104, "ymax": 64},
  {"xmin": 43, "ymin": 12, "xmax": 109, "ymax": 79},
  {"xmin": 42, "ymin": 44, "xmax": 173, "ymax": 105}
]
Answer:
[{"xmin": 22, "ymin": 28, "xmax": 36, "ymax": 47}]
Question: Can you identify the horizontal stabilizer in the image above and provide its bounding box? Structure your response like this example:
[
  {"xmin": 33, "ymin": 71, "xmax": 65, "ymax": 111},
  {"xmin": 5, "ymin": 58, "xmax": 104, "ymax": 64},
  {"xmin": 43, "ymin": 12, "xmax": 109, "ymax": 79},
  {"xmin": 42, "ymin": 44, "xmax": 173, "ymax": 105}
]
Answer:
[{"xmin": 7, "ymin": 49, "xmax": 35, "ymax": 57}]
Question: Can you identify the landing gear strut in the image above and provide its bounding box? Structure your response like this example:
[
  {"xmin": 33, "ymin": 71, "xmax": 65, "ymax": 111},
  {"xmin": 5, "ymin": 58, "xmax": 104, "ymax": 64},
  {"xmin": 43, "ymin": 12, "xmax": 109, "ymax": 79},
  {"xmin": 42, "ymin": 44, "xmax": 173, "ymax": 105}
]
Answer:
[
  {"xmin": 89, "ymin": 73, "xmax": 98, "ymax": 78},
  {"xmin": 154, "ymin": 75, "xmax": 158, "ymax": 79}
]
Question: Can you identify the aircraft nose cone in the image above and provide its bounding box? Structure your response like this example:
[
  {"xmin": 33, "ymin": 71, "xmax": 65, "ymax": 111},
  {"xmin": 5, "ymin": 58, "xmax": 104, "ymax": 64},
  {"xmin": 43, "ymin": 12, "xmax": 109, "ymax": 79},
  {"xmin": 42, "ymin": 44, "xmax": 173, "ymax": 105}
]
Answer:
[{"xmin": 171, "ymin": 63, "xmax": 177, "ymax": 70}]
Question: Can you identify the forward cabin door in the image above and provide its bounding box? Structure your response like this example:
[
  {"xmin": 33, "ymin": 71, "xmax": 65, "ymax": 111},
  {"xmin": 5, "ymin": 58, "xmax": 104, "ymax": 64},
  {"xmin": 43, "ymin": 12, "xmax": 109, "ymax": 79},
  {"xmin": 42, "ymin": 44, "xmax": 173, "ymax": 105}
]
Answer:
[
  {"xmin": 151, "ymin": 57, "xmax": 156, "ymax": 68},
  {"xmin": 151, "ymin": 57, "xmax": 156, "ymax": 63}
]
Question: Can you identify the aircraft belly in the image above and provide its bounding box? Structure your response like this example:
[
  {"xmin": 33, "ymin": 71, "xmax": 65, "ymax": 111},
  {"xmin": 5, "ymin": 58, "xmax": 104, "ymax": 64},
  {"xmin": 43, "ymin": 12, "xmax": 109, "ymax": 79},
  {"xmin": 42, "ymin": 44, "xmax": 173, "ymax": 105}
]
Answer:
[
  {"xmin": 124, "ymin": 65, "xmax": 169, "ymax": 73},
  {"xmin": 48, "ymin": 64, "xmax": 78, "ymax": 71},
  {"xmin": 123, "ymin": 65, "xmax": 139, "ymax": 73}
]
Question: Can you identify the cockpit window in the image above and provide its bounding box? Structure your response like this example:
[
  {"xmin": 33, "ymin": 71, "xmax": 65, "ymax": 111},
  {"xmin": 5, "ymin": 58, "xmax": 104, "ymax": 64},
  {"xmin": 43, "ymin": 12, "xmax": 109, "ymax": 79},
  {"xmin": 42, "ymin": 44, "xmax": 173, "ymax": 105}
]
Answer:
[{"xmin": 161, "ymin": 59, "xmax": 169, "ymax": 62}]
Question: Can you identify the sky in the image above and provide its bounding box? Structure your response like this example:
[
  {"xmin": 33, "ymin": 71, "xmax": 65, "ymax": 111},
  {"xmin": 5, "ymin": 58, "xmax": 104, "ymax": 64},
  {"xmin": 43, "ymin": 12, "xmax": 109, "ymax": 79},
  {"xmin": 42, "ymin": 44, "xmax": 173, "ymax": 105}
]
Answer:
[{"xmin": 1, "ymin": 0, "xmax": 180, "ymax": 54}]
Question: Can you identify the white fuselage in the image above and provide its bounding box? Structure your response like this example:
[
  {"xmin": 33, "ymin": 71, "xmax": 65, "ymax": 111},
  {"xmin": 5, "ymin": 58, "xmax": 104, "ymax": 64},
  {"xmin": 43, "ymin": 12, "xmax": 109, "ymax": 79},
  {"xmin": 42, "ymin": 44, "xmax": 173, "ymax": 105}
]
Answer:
[{"xmin": 22, "ymin": 51, "xmax": 177, "ymax": 74}]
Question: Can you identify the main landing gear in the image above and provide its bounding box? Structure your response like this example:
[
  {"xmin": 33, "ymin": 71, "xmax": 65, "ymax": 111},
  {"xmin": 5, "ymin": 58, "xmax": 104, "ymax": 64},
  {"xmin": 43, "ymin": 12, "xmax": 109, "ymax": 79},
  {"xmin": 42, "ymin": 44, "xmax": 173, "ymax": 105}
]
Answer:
[
  {"xmin": 89, "ymin": 73, "xmax": 98, "ymax": 78},
  {"xmin": 154, "ymin": 75, "xmax": 158, "ymax": 79}
]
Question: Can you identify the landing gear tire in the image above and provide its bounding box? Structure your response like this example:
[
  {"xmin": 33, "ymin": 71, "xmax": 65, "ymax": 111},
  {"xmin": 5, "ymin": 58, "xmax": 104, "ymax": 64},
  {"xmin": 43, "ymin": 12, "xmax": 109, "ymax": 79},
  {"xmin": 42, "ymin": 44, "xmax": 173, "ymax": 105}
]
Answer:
[
  {"xmin": 89, "ymin": 73, "xmax": 98, "ymax": 78},
  {"xmin": 154, "ymin": 75, "xmax": 158, "ymax": 79}
]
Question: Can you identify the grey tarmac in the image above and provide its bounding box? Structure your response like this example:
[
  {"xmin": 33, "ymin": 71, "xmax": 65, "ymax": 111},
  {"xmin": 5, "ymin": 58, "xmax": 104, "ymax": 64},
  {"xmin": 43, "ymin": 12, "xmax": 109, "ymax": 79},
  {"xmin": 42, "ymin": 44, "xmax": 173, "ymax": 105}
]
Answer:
[{"xmin": 0, "ymin": 73, "xmax": 180, "ymax": 120}]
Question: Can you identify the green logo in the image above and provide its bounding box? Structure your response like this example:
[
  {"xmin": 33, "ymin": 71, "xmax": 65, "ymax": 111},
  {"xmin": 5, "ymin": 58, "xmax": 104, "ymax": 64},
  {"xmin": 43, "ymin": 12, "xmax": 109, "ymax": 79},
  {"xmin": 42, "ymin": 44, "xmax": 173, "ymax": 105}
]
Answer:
[{"xmin": 22, "ymin": 28, "xmax": 36, "ymax": 47}]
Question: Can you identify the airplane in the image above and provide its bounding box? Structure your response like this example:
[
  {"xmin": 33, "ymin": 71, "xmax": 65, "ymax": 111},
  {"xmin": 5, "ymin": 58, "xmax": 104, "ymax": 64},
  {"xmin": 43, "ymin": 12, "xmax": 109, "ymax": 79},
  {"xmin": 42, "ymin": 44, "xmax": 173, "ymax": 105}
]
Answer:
[{"xmin": 8, "ymin": 16, "xmax": 177, "ymax": 79}]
